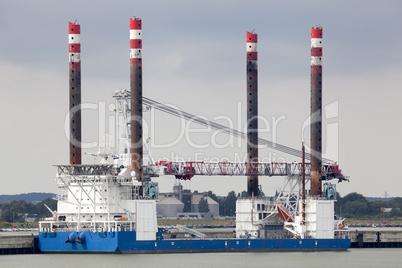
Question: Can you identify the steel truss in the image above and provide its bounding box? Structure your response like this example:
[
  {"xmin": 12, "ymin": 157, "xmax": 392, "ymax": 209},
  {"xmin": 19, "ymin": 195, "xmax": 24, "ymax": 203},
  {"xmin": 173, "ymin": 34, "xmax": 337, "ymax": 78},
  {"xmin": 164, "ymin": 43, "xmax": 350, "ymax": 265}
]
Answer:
[
  {"xmin": 56, "ymin": 165, "xmax": 114, "ymax": 176},
  {"xmin": 155, "ymin": 161, "xmax": 346, "ymax": 181},
  {"xmin": 274, "ymin": 175, "xmax": 311, "ymax": 216}
]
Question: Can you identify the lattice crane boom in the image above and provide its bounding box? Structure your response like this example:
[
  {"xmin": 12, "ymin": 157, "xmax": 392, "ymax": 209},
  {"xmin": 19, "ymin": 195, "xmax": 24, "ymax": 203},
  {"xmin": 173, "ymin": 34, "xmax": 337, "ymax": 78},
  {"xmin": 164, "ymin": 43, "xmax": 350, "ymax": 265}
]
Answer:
[{"xmin": 154, "ymin": 161, "xmax": 346, "ymax": 182}]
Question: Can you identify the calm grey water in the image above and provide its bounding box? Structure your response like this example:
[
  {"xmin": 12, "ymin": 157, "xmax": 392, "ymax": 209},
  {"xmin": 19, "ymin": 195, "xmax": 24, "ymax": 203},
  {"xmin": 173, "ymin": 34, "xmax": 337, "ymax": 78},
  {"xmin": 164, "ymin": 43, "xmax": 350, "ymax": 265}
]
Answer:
[{"xmin": 1, "ymin": 249, "xmax": 402, "ymax": 268}]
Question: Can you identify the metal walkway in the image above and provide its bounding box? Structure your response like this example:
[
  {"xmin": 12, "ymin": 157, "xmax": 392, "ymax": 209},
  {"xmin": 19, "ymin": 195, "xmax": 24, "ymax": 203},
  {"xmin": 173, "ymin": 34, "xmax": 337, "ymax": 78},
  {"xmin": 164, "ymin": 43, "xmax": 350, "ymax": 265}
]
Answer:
[{"xmin": 176, "ymin": 225, "xmax": 206, "ymax": 239}]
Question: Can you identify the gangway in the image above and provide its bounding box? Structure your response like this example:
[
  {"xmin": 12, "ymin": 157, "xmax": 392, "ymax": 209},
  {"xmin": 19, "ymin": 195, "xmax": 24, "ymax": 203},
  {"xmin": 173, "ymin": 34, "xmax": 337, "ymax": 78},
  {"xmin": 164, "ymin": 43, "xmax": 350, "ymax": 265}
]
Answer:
[{"xmin": 176, "ymin": 225, "xmax": 207, "ymax": 239}]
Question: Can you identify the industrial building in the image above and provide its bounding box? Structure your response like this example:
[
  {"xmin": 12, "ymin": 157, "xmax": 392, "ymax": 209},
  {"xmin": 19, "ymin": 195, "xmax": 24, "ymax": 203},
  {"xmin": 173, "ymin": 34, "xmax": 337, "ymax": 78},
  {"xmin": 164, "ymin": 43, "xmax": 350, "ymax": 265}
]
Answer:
[{"xmin": 157, "ymin": 184, "xmax": 219, "ymax": 218}]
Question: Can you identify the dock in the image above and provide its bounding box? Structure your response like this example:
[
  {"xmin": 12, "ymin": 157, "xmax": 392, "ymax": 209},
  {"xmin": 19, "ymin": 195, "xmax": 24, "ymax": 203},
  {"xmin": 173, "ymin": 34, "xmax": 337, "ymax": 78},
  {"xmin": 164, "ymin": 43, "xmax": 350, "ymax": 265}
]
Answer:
[
  {"xmin": 2, "ymin": 227, "xmax": 402, "ymax": 253},
  {"xmin": 349, "ymin": 227, "xmax": 402, "ymax": 248},
  {"xmin": 0, "ymin": 231, "xmax": 40, "ymax": 254}
]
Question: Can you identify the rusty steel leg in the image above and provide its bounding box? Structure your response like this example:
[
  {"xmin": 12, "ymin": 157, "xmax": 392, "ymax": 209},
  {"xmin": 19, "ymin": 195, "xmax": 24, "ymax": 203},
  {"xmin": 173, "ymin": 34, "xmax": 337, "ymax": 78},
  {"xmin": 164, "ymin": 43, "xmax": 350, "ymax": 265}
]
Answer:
[
  {"xmin": 130, "ymin": 17, "xmax": 143, "ymax": 192},
  {"xmin": 246, "ymin": 31, "xmax": 259, "ymax": 197},
  {"xmin": 69, "ymin": 22, "xmax": 81, "ymax": 165},
  {"xmin": 310, "ymin": 26, "xmax": 323, "ymax": 196}
]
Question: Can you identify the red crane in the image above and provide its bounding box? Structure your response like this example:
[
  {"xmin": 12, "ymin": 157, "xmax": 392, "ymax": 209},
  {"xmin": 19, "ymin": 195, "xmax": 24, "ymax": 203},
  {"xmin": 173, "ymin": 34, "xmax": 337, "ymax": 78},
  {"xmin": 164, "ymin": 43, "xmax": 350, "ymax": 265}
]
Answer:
[{"xmin": 154, "ymin": 161, "xmax": 346, "ymax": 182}]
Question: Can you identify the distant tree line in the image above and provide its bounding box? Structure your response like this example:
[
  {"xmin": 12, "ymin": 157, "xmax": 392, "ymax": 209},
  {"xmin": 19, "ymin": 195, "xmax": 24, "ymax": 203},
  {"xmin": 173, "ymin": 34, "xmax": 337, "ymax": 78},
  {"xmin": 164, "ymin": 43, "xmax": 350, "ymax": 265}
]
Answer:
[
  {"xmin": 1, "ymin": 191, "xmax": 401, "ymax": 222},
  {"xmin": 0, "ymin": 193, "xmax": 55, "ymax": 204},
  {"xmin": 205, "ymin": 190, "xmax": 237, "ymax": 217},
  {"xmin": 204, "ymin": 190, "xmax": 402, "ymax": 219},
  {"xmin": 335, "ymin": 192, "xmax": 402, "ymax": 219},
  {"xmin": 0, "ymin": 198, "xmax": 57, "ymax": 223},
  {"xmin": 197, "ymin": 198, "xmax": 210, "ymax": 213},
  {"xmin": 207, "ymin": 190, "xmax": 270, "ymax": 217},
  {"xmin": 207, "ymin": 188, "xmax": 274, "ymax": 217}
]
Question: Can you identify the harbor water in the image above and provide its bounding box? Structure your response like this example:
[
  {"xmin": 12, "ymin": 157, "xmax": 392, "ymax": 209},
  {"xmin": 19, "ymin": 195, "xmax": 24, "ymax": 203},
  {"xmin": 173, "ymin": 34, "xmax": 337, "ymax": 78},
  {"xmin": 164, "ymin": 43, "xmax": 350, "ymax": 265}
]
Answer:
[{"xmin": 1, "ymin": 249, "xmax": 401, "ymax": 268}]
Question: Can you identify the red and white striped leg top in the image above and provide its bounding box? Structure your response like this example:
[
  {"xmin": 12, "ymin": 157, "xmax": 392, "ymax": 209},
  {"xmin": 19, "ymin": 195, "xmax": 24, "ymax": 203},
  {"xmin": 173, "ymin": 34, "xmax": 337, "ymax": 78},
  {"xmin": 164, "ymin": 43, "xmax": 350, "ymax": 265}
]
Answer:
[
  {"xmin": 130, "ymin": 17, "xmax": 142, "ymax": 63},
  {"xmin": 69, "ymin": 22, "xmax": 81, "ymax": 69},
  {"xmin": 311, "ymin": 26, "xmax": 322, "ymax": 70}
]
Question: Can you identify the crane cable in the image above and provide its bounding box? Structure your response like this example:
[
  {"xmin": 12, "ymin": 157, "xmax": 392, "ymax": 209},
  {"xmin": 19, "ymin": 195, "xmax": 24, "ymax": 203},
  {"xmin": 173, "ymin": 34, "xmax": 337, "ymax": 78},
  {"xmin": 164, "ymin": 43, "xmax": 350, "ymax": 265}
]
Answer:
[{"xmin": 142, "ymin": 96, "xmax": 332, "ymax": 163}]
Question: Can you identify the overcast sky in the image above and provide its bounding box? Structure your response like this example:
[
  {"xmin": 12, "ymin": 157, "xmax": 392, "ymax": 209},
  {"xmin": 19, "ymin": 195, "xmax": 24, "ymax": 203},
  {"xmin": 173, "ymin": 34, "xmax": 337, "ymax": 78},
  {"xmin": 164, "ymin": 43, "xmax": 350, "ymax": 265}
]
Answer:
[{"xmin": 0, "ymin": 0, "xmax": 401, "ymax": 197}]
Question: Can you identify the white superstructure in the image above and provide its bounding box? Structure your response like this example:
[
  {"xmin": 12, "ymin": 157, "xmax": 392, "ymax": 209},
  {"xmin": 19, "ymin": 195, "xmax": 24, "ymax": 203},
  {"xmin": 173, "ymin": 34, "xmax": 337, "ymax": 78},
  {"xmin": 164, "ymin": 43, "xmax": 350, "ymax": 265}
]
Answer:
[
  {"xmin": 39, "ymin": 89, "xmax": 160, "ymax": 241},
  {"xmin": 236, "ymin": 198, "xmax": 275, "ymax": 238},
  {"xmin": 40, "ymin": 164, "xmax": 158, "ymax": 241},
  {"xmin": 236, "ymin": 184, "xmax": 348, "ymax": 240},
  {"xmin": 304, "ymin": 198, "xmax": 335, "ymax": 239}
]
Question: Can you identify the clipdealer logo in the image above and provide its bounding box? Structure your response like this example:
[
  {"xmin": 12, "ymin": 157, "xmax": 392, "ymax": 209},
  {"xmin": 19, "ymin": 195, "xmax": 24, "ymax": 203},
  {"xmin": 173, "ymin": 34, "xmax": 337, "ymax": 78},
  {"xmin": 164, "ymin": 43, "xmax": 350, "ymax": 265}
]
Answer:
[{"xmin": 64, "ymin": 100, "xmax": 339, "ymax": 163}]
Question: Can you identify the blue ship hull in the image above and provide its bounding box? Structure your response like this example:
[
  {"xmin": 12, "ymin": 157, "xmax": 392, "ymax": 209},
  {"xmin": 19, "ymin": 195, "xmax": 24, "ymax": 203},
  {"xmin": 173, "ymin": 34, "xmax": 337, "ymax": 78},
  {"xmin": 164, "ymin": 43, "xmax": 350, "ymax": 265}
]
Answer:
[{"xmin": 39, "ymin": 231, "xmax": 351, "ymax": 253}]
